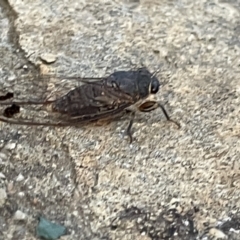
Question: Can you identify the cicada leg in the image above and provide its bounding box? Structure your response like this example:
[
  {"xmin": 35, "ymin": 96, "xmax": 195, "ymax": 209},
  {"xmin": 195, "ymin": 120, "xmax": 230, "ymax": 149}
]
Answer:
[
  {"xmin": 125, "ymin": 111, "xmax": 135, "ymax": 144},
  {"xmin": 138, "ymin": 101, "xmax": 180, "ymax": 129},
  {"xmin": 157, "ymin": 103, "xmax": 180, "ymax": 129}
]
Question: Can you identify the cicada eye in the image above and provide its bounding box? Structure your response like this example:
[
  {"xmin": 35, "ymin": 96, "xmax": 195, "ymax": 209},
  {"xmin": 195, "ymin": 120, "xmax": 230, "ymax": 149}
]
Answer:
[{"xmin": 150, "ymin": 80, "xmax": 160, "ymax": 94}]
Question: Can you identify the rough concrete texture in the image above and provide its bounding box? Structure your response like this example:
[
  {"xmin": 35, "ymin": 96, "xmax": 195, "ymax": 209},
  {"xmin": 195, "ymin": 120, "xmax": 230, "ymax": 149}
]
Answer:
[{"xmin": 1, "ymin": 0, "xmax": 240, "ymax": 239}]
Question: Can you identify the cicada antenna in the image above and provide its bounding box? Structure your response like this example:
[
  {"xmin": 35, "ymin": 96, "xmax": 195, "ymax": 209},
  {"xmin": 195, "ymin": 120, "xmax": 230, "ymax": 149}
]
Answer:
[{"xmin": 150, "ymin": 69, "xmax": 160, "ymax": 79}]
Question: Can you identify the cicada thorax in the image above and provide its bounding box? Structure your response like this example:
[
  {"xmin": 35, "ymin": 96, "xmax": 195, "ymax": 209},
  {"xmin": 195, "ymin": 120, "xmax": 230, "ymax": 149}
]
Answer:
[{"xmin": 104, "ymin": 68, "xmax": 158, "ymax": 102}]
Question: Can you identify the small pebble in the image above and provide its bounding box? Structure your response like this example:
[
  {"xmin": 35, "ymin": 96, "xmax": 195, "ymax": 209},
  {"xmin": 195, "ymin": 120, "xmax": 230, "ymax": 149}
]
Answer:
[
  {"xmin": 209, "ymin": 228, "xmax": 227, "ymax": 239},
  {"xmin": 7, "ymin": 182, "xmax": 14, "ymax": 192},
  {"xmin": 18, "ymin": 192, "xmax": 25, "ymax": 198},
  {"xmin": 13, "ymin": 210, "xmax": 27, "ymax": 221},
  {"xmin": 5, "ymin": 142, "xmax": 16, "ymax": 150},
  {"xmin": 0, "ymin": 152, "xmax": 7, "ymax": 161},
  {"xmin": 16, "ymin": 173, "xmax": 24, "ymax": 182},
  {"xmin": 0, "ymin": 188, "xmax": 7, "ymax": 207},
  {"xmin": 40, "ymin": 53, "xmax": 57, "ymax": 64},
  {"xmin": 72, "ymin": 210, "xmax": 78, "ymax": 217},
  {"xmin": 0, "ymin": 172, "xmax": 6, "ymax": 179}
]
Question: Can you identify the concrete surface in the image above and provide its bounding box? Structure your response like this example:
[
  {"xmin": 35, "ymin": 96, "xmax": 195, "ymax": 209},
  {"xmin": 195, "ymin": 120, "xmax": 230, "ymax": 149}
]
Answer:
[{"xmin": 1, "ymin": 0, "xmax": 240, "ymax": 239}]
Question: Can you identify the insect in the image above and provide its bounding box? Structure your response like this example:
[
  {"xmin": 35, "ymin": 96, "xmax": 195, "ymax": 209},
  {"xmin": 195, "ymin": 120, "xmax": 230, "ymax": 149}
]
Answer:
[{"xmin": 0, "ymin": 67, "xmax": 180, "ymax": 142}]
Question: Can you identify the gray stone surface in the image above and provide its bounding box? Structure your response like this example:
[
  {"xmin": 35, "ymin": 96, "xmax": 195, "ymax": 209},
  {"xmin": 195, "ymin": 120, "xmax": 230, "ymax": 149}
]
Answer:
[{"xmin": 1, "ymin": 0, "xmax": 240, "ymax": 239}]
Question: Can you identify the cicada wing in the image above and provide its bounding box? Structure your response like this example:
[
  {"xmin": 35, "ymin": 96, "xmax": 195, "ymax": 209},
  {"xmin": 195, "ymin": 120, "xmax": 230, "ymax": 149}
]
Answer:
[
  {"xmin": 0, "ymin": 74, "xmax": 135, "ymax": 127},
  {"xmin": 1, "ymin": 73, "xmax": 106, "ymax": 105},
  {"xmin": 51, "ymin": 75, "xmax": 136, "ymax": 116},
  {"xmin": 0, "ymin": 74, "xmax": 106, "ymax": 125},
  {"xmin": 0, "ymin": 102, "xmax": 132, "ymax": 127}
]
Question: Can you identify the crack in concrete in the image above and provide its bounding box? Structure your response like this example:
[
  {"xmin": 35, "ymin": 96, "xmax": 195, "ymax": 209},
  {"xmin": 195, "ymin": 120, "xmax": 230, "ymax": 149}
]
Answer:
[{"xmin": 0, "ymin": 0, "xmax": 39, "ymax": 73}]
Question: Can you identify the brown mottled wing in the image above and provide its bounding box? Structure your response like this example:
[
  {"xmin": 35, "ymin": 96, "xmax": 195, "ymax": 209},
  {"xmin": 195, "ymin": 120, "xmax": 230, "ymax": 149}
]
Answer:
[
  {"xmin": 0, "ymin": 75, "xmax": 134, "ymax": 126},
  {"xmin": 51, "ymin": 78, "xmax": 134, "ymax": 122}
]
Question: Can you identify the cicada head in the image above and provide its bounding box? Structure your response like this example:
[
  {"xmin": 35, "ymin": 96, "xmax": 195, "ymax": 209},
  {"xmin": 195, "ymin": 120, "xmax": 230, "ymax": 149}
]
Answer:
[
  {"xmin": 136, "ymin": 68, "xmax": 160, "ymax": 99},
  {"xmin": 105, "ymin": 67, "xmax": 160, "ymax": 102}
]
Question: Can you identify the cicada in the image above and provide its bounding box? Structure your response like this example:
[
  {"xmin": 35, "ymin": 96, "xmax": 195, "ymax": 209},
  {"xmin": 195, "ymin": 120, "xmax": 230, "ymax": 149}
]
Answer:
[{"xmin": 0, "ymin": 67, "xmax": 179, "ymax": 142}]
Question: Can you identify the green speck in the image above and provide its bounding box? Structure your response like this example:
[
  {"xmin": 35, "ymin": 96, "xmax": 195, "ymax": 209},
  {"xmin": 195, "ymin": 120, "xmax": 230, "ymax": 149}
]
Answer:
[{"xmin": 36, "ymin": 217, "xmax": 66, "ymax": 240}]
